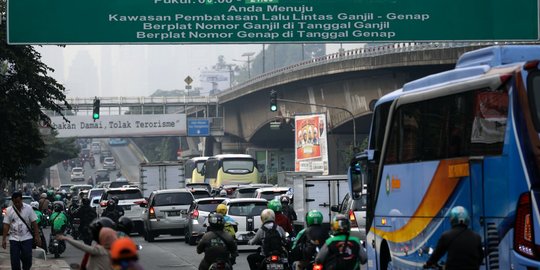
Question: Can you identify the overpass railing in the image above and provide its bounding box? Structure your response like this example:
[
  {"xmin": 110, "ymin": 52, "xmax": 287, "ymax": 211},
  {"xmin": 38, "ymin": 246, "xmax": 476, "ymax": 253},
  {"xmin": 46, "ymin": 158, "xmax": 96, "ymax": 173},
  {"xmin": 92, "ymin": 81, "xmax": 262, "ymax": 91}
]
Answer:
[
  {"xmin": 64, "ymin": 95, "xmax": 219, "ymax": 108},
  {"xmin": 225, "ymin": 41, "xmax": 536, "ymax": 92}
]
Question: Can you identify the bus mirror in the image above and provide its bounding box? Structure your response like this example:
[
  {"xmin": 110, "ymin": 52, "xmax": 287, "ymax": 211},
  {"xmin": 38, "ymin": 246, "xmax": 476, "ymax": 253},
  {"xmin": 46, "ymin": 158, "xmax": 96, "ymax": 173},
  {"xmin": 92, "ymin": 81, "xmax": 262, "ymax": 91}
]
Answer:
[{"xmin": 257, "ymin": 164, "xmax": 266, "ymax": 173}]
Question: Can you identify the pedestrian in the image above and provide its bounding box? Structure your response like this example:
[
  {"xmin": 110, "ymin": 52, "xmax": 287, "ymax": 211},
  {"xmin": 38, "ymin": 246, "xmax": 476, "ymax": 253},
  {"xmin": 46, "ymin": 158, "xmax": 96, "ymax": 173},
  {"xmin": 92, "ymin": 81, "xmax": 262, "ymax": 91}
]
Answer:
[
  {"xmin": 57, "ymin": 227, "xmax": 117, "ymax": 270},
  {"xmin": 424, "ymin": 206, "xmax": 483, "ymax": 270},
  {"xmin": 2, "ymin": 191, "xmax": 42, "ymax": 270}
]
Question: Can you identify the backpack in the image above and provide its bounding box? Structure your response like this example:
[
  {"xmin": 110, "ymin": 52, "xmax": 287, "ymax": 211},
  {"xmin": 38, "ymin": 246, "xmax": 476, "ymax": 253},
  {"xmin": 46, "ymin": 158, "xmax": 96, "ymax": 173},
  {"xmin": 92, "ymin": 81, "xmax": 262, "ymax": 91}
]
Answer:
[
  {"xmin": 326, "ymin": 236, "xmax": 361, "ymax": 270},
  {"xmin": 262, "ymin": 223, "xmax": 284, "ymax": 256}
]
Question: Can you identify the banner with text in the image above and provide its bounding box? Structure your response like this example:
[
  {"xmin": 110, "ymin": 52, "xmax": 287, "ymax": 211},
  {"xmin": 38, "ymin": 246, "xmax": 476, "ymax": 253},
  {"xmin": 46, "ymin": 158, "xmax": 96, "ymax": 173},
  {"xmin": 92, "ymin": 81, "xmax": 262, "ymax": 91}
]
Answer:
[
  {"xmin": 295, "ymin": 113, "xmax": 328, "ymax": 175},
  {"xmin": 46, "ymin": 114, "xmax": 187, "ymax": 138},
  {"xmin": 8, "ymin": 0, "xmax": 537, "ymax": 44}
]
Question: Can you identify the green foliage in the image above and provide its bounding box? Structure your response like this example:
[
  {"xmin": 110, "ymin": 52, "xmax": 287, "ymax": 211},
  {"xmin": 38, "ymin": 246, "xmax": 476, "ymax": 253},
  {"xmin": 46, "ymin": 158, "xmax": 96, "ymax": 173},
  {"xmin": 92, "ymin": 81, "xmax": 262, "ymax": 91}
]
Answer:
[{"xmin": 0, "ymin": 3, "xmax": 71, "ymax": 181}]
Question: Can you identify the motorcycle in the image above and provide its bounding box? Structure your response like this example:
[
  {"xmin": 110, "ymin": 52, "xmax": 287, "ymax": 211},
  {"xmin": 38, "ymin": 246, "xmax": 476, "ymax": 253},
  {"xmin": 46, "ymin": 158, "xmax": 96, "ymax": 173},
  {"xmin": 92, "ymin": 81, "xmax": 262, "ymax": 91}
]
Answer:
[
  {"xmin": 264, "ymin": 253, "xmax": 290, "ymax": 270},
  {"xmin": 49, "ymin": 232, "xmax": 66, "ymax": 258},
  {"xmin": 71, "ymin": 217, "xmax": 81, "ymax": 240},
  {"xmin": 89, "ymin": 156, "xmax": 95, "ymax": 169},
  {"xmin": 209, "ymin": 259, "xmax": 232, "ymax": 270}
]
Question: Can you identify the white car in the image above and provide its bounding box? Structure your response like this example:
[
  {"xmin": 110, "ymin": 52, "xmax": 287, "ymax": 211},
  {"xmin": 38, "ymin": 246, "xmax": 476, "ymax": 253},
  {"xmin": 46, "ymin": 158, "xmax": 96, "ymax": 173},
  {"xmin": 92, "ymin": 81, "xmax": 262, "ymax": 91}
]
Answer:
[
  {"xmin": 70, "ymin": 167, "xmax": 85, "ymax": 181},
  {"xmin": 98, "ymin": 187, "xmax": 146, "ymax": 235},
  {"xmin": 253, "ymin": 187, "xmax": 291, "ymax": 201},
  {"xmin": 221, "ymin": 198, "xmax": 267, "ymax": 244},
  {"xmin": 103, "ymin": 157, "xmax": 116, "ymax": 170}
]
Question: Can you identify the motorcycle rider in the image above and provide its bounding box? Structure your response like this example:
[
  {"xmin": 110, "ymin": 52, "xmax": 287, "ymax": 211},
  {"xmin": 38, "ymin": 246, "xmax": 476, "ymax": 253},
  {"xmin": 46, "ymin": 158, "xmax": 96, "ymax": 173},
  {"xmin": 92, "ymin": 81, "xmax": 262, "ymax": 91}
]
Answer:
[
  {"xmin": 30, "ymin": 201, "xmax": 48, "ymax": 253},
  {"xmin": 102, "ymin": 199, "xmax": 122, "ymax": 224},
  {"xmin": 314, "ymin": 214, "xmax": 367, "ymax": 270},
  {"xmin": 423, "ymin": 206, "xmax": 483, "ymax": 270},
  {"xmin": 117, "ymin": 216, "xmax": 134, "ymax": 237},
  {"xmin": 196, "ymin": 213, "xmax": 238, "ymax": 270},
  {"xmin": 112, "ymin": 196, "xmax": 125, "ymax": 218},
  {"xmin": 49, "ymin": 202, "xmax": 69, "ymax": 256},
  {"xmin": 280, "ymin": 196, "xmax": 297, "ymax": 223},
  {"xmin": 38, "ymin": 193, "xmax": 50, "ymax": 214},
  {"xmin": 291, "ymin": 210, "xmax": 328, "ymax": 270},
  {"xmin": 73, "ymin": 197, "xmax": 98, "ymax": 245},
  {"xmin": 247, "ymin": 209, "xmax": 287, "ymax": 270},
  {"xmin": 216, "ymin": 204, "xmax": 237, "ymax": 238},
  {"xmin": 268, "ymin": 199, "xmax": 293, "ymax": 234}
]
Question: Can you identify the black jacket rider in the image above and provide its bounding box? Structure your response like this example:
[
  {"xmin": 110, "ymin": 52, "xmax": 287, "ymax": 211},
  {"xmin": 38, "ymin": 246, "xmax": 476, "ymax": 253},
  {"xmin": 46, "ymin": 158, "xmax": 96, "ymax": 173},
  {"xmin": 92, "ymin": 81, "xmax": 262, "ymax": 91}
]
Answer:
[
  {"xmin": 196, "ymin": 228, "xmax": 237, "ymax": 270},
  {"xmin": 426, "ymin": 224, "xmax": 483, "ymax": 270}
]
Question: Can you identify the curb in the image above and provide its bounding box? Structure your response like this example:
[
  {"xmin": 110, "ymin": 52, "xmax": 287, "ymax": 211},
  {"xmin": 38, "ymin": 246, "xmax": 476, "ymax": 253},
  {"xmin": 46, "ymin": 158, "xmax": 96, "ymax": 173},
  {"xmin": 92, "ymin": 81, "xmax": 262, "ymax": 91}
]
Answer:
[{"xmin": 127, "ymin": 139, "xmax": 148, "ymax": 163}]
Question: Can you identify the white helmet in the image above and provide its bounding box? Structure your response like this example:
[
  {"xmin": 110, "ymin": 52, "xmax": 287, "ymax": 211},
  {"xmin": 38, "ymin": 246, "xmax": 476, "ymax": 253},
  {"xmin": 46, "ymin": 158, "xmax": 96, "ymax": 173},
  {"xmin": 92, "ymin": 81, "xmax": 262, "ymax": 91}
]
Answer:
[
  {"xmin": 219, "ymin": 190, "xmax": 227, "ymax": 197},
  {"xmin": 261, "ymin": 209, "xmax": 275, "ymax": 223},
  {"xmin": 30, "ymin": 201, "xmax": 39, "ymax": 209}
]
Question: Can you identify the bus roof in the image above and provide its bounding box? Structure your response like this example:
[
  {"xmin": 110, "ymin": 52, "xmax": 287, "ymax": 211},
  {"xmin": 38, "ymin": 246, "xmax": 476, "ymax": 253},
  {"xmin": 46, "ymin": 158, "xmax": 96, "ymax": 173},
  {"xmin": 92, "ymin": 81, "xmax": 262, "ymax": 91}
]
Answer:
[
  {"xmin": 374, "ymin": 45, "xmax": 540, "ymax": 109},
  {"xmin": 209, "ymin": 154, "xmax": 254, "ymax": 160}
]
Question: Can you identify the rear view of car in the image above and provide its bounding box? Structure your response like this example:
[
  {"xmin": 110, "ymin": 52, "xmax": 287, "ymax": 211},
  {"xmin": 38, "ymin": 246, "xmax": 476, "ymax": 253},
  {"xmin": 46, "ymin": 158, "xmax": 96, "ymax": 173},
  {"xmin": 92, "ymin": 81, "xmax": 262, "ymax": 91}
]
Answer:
[
  {"xmin": 188, "ymin": 188, "xmax": 211, "ymax": 199},
  {"xmin": 223, "ymin": 198, "xmax": 267, "ymax": 244},
  {"xmin": 103, "ymin": 157, "xmax": 116, "ymax": 170},
  {"xmin": 70, "ymin": 167, "xmax": 85, "ymax": 181},
  {"xmin": 142, "ymin": 189, "xmax": 194, "ymax": 242},
  {"xmin": 99, "ymin": 188, "xmax": 146, "ymax": 234},
  {"xmin": 254, "ymin": 187, "xmax": 290, "ymax": 201},
  {"xmin": 185, "ymin": 197, "xmax": 226, "ymax": 245}
]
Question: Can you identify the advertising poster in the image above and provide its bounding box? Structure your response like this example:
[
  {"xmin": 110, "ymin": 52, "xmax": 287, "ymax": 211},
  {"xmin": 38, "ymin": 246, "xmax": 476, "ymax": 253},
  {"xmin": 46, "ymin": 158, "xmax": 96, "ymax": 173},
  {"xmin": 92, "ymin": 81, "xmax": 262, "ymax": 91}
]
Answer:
[{"xmin": 295, "ymin": 113, "xmax": 329, "ymax": 175}]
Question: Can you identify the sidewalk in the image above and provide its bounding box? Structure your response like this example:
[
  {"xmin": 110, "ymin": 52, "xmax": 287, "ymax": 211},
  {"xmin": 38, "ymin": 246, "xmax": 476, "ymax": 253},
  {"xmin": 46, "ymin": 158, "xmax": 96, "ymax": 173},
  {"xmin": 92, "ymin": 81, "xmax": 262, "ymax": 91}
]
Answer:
[{"xmin": 0, "ymin": 242, "xmax": 70, "ymax": 269}]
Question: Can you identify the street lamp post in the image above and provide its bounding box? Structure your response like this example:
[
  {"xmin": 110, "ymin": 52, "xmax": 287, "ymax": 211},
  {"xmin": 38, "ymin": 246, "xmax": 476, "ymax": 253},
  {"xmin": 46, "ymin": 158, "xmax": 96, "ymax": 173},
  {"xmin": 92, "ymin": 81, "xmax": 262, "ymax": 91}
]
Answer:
[{"xmin": 233, "ymin": 52, "xmax": 255, "ymax": 79}]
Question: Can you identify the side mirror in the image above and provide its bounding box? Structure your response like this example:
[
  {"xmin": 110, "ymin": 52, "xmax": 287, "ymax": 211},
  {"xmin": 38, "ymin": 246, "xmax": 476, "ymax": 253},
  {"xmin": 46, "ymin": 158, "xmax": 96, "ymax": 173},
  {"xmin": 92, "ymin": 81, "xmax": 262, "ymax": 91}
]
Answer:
[{"xmin": 331, "ymin": 205, "xmax": 340, "ymax": 212}]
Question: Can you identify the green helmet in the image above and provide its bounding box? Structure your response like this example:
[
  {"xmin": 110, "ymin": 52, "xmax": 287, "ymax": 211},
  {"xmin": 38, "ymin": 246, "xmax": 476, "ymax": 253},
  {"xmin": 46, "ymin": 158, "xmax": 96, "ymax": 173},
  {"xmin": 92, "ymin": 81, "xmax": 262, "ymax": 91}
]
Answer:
[
  {"xmin": 54, "ymin": 194, "xmax": 62, "ymax": 201},
  {"xmin": 47, "ymin": 190, "xmax": 54, "ymax": 196},
  {"xmin": 268, "ymin": 199, "xmax": 282, "ymax": 212},
  {"xmin": 305, "ymin": 210, "xmax": 323, "ymax": 226}
]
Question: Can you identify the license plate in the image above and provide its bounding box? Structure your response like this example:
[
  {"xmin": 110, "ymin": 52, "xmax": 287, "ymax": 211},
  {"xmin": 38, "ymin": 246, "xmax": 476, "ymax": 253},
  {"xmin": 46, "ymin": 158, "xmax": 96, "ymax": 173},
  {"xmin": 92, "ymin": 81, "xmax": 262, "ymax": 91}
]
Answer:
[
  {"xmin": 267, "ymin": 263, "xmax": 284, "ymax": 270},
  {"xmin": 168, "ymin": 211, "xmax": 181, "ymax": 216},
  {"xmin": 122, "ymin": 205, "xmax": 131, "ymax": 210}
]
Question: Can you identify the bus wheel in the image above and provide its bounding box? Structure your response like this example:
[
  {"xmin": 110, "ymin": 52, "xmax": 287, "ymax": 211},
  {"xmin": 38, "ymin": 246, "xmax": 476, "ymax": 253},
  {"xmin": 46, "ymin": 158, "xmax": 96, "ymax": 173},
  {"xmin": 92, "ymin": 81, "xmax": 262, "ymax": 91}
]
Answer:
[{"xmin": 380, "ymin": 241, "xmax": 392, "ymax": 270}]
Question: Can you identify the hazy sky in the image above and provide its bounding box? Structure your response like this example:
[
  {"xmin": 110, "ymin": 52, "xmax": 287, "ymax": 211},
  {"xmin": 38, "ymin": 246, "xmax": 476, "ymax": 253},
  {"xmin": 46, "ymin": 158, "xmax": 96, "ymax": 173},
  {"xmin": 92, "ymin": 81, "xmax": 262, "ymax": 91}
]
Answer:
[{"xmin": 36, "ymin": 44, "xmax": 359, "ymax": 98}]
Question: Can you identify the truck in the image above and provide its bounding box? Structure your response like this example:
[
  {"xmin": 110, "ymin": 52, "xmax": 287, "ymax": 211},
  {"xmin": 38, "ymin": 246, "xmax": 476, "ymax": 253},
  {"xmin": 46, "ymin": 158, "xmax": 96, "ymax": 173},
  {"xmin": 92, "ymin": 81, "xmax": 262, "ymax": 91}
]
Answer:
[
  {"xmin": 139, "ymin": 161, "xmax": 185, "ymax": 198},
  {"xmin": 278, "ymin": 172, "xmax": 349, "ymax": 230}
]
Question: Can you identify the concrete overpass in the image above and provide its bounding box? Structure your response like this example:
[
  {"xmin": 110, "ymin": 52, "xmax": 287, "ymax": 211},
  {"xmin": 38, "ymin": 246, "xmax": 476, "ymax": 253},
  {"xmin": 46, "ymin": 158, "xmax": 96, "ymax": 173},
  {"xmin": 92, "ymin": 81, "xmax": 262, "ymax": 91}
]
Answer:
[{"xmin": 216, "ymin": 43, "xmax": 506, "ymax": 173}]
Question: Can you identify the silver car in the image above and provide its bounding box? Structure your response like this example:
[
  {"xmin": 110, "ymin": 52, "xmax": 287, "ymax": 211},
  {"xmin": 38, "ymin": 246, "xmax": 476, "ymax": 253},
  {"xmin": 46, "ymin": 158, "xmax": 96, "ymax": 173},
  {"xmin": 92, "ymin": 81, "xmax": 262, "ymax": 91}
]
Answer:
[
  {"xmin": 185, "ymin": 197, "xmax": 226, "ymax": 245},
  {"xmin": 142, "ymin": 189, "xmax": 195, "ymax": 242}
]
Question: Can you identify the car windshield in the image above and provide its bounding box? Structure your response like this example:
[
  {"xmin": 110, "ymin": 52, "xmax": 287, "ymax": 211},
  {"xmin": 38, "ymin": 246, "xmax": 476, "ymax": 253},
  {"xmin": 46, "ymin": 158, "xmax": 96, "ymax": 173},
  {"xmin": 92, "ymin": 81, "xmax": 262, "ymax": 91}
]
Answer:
[
  {"xmin": 96, "ymin": 171, "xmax": 108, "ymax": 177},
  {"xmin": 197, "ymin": 199, "xmax": 225, "ymax": 212},
  {"xmin": 222, "ymin": 159, "xmax": 254, "ymax": 173},
  {"xmin": 236, "ymin": 188, "xmax": 257, "ymax": 198},
  {"xmin": 260, "ymin": 191, "xmax": 287, "ymax": 201},
  {"xmin": 191, "ymin": 191, "xmax": 210, "ymax": 199},
  {"xmin": 72, "ymin": 168, "xmax": 83, "ymax": 173},
  {"xmin": 89, "ymin": 189, "xmax": 104, "ymax": 198},
  {"xmin": 108, "ymin": 181, "xmax": 129, "ymax": 188},
  {"xmin": 154, "ymin": 193, "xmax": 193, "ymax": 206},
  {"xmin": 106, "ymin": 190, "xmax": 143, "ymax": 200},
  {"xmin": 227, "ymin": 201, "xmax": 267, "ymax": 216}
]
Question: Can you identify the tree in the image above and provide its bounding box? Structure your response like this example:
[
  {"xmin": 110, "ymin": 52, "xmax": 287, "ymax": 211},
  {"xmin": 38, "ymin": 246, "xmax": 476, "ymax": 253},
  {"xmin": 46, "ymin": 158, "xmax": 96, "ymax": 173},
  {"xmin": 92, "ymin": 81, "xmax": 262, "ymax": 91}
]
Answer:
[{"xmin": 0, "ymin": 2, "xmax": 71, "ymax": 183}]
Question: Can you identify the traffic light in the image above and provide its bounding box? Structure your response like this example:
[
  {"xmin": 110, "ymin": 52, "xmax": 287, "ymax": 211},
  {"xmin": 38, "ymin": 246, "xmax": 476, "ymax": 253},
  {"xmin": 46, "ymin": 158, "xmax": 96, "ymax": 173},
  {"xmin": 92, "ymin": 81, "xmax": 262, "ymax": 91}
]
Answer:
[
  {"xmin": 269, "ymin": 90, "xmax": 277, "ymax": 112},
  {"xmin": 92, "ymin": 98, "xmax": 100, "ymax": 120}
]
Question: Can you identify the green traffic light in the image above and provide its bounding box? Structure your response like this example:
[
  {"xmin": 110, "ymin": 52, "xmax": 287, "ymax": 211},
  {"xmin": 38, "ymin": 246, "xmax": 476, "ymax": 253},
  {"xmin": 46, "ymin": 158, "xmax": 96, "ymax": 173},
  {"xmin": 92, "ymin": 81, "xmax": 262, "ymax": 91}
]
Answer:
[
  {"xmin": 270, "ymin": 104, "xmax": 277, "ymax": 112},
  {"xmin": 93, "ymin": 113, "xmax": 99, "ymax": 119}
]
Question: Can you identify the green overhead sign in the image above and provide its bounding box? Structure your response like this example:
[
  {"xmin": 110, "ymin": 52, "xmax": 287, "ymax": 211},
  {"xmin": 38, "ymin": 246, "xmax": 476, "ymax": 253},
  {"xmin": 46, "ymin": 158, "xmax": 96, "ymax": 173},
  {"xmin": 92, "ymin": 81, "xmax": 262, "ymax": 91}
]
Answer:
[{"xmin": 7, "ymin": 0, "xmax": 539, "ymax": 44}]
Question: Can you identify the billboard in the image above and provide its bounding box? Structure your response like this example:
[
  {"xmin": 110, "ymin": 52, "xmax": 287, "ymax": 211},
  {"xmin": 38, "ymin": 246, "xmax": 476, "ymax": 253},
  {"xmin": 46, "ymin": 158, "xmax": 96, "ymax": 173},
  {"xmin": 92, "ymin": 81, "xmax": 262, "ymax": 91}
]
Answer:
[
  {"xmin": 46, "ymin": 114, "xmax": 186, "ymax": 138},
  {"xmin": 295, "ymin": 113, "xmax": 329, "ymax": 175}
]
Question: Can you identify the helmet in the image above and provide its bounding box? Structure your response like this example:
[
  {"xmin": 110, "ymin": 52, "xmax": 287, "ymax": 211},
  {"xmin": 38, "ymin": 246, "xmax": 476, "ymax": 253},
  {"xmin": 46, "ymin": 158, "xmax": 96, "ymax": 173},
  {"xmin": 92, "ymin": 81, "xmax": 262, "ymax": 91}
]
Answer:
[
  {"xmin": 208, "ymin": 213, "xmax": 225, "ymax": 230},
  {"xmin": 90, "ymin": 217, "xmax": 116, "ymax": 242},
  {"xmin": 40, "ymin": 193, "xmax": 47, "ymax": 199},
  {"xmin": 111, "ymin": 237, "xmax": 138, "ymax": 262},
  {"xmin": 449, "ymin": 206, "xmax": 470, "ymax": 227},
  {"xmin": 54, "ymin": 194, "xmax": 62, "ymax": 201},
  {"xmin": 260, "ymin": 209, "xmax": 275, "ymax": 223},
  {"xmin": 53, "ymin": 202, "xmax": 64, "ymax": 212},
  {"xmin": 107, "ymin": 199, "xmax": 116, "ymax": 207},
  {"xmin": 30, "ymin": 201, "xmax": 39, "ymax": 209},
  {"xmin": 81, "ymin": 197, "xmax": 90, "ymax": 206},
  {"xmin": 330, "ymin": 214, "xmax": 350, "ymax": 235},
  {"xmin": 280, "ymin": 195, "xmax": 290, "ymax": 205},
  {"xmin": 61, "ymin": 190, "xmax": 67, "ymax": 195},
  {"xmin": 268, "ymin": 199, "xmax": 282, "ymax": 212},
  {"xmin": 216, "ymin": 204, "xmax": 227, "ymax": 215},
  {"xmin": 117, "ymin": 216, "xmax": 134, "ymax": 235},
  {"xmin": 66, "ymin": 193, "xmax": 72, "ymax": 200},
  {"xmin": 47, "ymin": 190, "xmax": 54, "ymax": 197},
  {"xmin": 219, "ymin": 190, "xmax": 227, "ymax": 197},
  {"xmin": 305, "ymin": 210, "xmax": 323, "ymax": 226}
]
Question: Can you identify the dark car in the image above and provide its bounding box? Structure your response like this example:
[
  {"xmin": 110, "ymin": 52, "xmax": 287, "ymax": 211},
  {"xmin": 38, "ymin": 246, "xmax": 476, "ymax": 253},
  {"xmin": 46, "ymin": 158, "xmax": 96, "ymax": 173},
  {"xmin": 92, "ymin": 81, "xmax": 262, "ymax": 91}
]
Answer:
[
  {"xmin": 188, "ymin": 188, "xmax": 211, "ymax": 199},
  {"xmin": 94, "ymin": 169, "xmax": 110, "ymax": 184}
]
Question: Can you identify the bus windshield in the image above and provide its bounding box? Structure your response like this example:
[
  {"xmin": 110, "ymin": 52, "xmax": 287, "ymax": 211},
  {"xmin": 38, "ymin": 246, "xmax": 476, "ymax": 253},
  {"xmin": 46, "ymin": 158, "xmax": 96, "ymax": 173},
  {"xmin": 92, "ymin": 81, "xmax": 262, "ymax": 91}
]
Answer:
[
  {"xmin": 222, "ymin": 159, "xmax": 254, "ymax": 173},
  {"xmin": 196, "ymin": 161, "xmax": 205, "ymax": 173}
]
